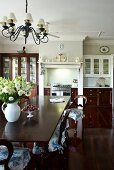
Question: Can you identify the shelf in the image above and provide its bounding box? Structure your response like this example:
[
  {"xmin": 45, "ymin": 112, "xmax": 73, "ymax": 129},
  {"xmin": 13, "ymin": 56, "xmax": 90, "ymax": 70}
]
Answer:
[{"xmin": 40, "ymin": 62, "xmax": 82, "ymax": 68}]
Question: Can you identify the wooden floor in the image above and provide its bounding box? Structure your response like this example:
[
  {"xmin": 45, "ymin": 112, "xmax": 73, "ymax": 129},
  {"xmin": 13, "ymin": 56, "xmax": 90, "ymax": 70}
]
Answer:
[{"xmin": 68, "ymin": 126, "xmax": 114, "ymax": 170}]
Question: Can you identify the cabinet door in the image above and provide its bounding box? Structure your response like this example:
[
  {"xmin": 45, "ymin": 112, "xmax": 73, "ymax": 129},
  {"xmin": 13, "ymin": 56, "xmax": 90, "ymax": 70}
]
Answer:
[
  {"xmin": 44, "ymin": 88, "xmax": 50, "ymax": 96},
  {"xmin": 98, "ymin": 88, "xmax": 112, "ymax": 106},
  {"xmin": 71, "ymin": 88, "xmax": 78, "ymax": 101},
  {"xmin": 93, "ymin": 58, "xmax": 100, "ymax": 75},
  {"xmin": 20, "ymin": 57, "xmax": 27, "ymax": 80},
  {"xmin": 84, "ymin": 58, "xmax": 91, "ymax": 75},
  {"xmin": 30, "ymin": 57, "xmax": 37, "ymax": 83},
  {"xmin": 12, "ymin": 57, "xmax": 18, "ymax": 78},
  {"xmin": 2, "ymin": 57, "xmax": 12, "ymax": 79},
  {"xmin": 98, "ymin": 107, "xmax": 112, "ymax": 128},
  {"xmin": 84, "ymin": 107, "xmax": 100, "ymax": 128},
  {"xmin": 102, "ymin": 58, "xmax": 110, "ymax": 75}
]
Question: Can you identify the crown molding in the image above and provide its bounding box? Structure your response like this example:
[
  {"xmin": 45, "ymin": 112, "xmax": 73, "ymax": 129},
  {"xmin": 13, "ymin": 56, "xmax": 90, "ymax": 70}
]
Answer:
[{"xmin": 84, "ymin": 39, "xmax": 114, "ymax": 45}]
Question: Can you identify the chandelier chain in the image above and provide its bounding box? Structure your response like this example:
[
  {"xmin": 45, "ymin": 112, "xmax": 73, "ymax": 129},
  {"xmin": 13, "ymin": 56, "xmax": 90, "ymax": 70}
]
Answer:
[{"xmin": 26, "ymin": 0, "xmax": 28, "ymax": 13}]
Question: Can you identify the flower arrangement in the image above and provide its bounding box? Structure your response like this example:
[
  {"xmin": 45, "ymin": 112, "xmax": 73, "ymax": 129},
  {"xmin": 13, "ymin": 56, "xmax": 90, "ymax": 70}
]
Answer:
[{"xmin": 0, "ymin": 76, "xmax": 35, "ymax": 103}]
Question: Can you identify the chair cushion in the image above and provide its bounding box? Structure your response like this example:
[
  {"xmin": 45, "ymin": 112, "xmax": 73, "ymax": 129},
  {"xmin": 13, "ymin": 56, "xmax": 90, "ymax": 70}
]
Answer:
[
  {"xmin": 48, "ymin": 118, "xmax": 69, "ymax": 152},
  {"xmin": 0, "ymin": 146, "xmax": 31, "ymax": 170},
  {"xmin": 32, "ymin": 119, "xmax": 69, "ymax": 154},
  {"xmin": 64, "ymin": 108, "xmax": 84, "ymax": 121}
]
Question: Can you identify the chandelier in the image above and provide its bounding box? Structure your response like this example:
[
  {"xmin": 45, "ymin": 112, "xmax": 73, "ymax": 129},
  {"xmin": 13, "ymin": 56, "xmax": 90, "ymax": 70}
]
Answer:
[{"xmin": 0, "ymin": 0, "xmax": 49, "ymax": 45}]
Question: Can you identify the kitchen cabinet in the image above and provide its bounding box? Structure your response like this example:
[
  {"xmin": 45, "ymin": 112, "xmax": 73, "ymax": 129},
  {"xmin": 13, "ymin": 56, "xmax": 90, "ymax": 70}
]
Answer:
[
  {"xmin": 83, "ymin": 55, "xmax": 113, "ymax": 88},
  {"xmin": 0, "ymin": 53, "xmax": 39, "ymax": 96},
  {"xmin": 84, "ymin": 88, "xmax": 99, "ymax": 128},
  {"xmin": 98, "ymin": 88, "xmax": 112, "ymax": 106},
  {"xmin": 44, "ymin": 88, "xmax": 51, "ymax": 96},
  {"xmin": 84, "ymin": 55, "xmax": 111, "ymax": 77},
  {"xmin": 71, "ymin": 88, "xmax": 78, "ymax": 101},
  {"xmin": 84, "ymin": 88, "xmax": 112, "ymax": 128},
  {"xmin": 0, "ymin": 53, "xmax": 39, "ymax": 83},
  {"xmin": 84, "ymin": 107, "xmax": 100, "ymax": 128}
]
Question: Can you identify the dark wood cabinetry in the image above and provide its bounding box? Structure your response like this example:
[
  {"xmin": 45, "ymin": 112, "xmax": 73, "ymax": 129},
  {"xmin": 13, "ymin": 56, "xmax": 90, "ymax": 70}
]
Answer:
[
  {"xmin": 71, "ymin": 88, "xmax": 78, "ymax": 101},
  {"xmin": 84, "ymin": 88, "xmax": 112, "ymax": 128},
  {"xmin": 98, "ymin": 88, "xmax": 112, "ymax": 106},
  {"xmin": 0, "ymin": 53, "xmax": 39, "ymax": 96},
  {"xmin": 84, "ymin": 107, "xmax": 100, "ymax": 128},
  {"xmin": 0, "ymin": 53, "xmax": 39, "ymax": 83},
  {"xmin": 44, "ymin": 88, "xmax": 51, "ymax": 96}
]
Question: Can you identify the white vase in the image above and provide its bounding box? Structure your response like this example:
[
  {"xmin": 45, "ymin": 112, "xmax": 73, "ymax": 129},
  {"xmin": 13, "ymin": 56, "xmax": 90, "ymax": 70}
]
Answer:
[{"xmin": 2, "ymin": 102, "xmax": 21, "ymax": 122}]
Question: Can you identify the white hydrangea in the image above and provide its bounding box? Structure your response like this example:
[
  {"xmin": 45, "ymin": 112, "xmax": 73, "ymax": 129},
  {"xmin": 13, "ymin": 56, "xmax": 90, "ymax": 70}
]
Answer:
[
  {"xmin": 8, "ymin": 96, "xmax": 14, "ymax": 101},
  {"xmin": 18, "ymin": 90, "xmax": 25, "ymax": 96},
  {"xmin": 0, "ymin": 76, "xmax": 34, "ymax": 103},
  {"xmin": 2, "ymin": 86, "xmax": 9, "ymax": 93}
]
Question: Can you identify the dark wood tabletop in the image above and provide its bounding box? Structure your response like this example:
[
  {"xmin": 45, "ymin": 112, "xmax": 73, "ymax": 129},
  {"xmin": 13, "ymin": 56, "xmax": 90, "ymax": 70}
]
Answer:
[{"xmin": 0, "ymin": 96, "xmax": 70, "ymax": 144}]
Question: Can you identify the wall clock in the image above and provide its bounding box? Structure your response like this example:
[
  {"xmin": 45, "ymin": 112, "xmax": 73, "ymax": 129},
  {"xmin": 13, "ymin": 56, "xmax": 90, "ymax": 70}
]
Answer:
[{"xmin": 100, "ymin": 46, "xmax": 109, "ymax": 53}]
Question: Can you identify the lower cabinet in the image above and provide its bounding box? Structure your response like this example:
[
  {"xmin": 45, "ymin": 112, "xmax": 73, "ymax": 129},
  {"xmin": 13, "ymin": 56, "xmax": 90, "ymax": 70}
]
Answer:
[
  {"xmin": 98, "ymin": 107, "xmax": 112, "ymax": 128},
  {"xmin": 44, "ymin": 88, "xmax": 51, "ymax": 96},
  {"xmin": 84, "ymin": 88, "xmax": 112, "ymax": 128},
  {"xmin": 71, "ymin": 88, "xmax": 78, "ymax": 101},
  {"xmin": 84, "ymin": 107, "xmax": 100, "ymax": 128}
]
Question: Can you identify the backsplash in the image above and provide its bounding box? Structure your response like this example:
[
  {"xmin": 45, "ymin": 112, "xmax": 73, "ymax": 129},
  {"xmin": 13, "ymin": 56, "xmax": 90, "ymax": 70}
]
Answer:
[{"xmin": 44, "ymin": 68, "xmax": 79, "ymax": 86}]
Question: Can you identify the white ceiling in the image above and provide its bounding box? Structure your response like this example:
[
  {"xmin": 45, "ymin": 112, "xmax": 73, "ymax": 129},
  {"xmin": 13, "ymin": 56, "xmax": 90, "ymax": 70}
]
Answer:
[{"xmin": 0, "ymin": 0, "xmax": 114, "ymax": 43}]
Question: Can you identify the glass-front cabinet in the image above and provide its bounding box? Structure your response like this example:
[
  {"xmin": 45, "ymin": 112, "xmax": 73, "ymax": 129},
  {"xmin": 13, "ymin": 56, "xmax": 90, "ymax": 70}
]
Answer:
[
  {"xmin": 2, "ymin": 57, "xmax": 10, "ymax": 78},
  {"xmin": 12, "ymin": 57, "xmax": 18, "ymax": 78},
  {"xmin": 84, "ymin": 55, "xmax": 110, "ymax": 77},
  {"xmin": 0, "ymin": 53, "xmax": 39, "ymax": 97},
  {"xmin": 84, "ymin": 58, "xmax": 91, "ymax": 74},
  {"xmin": 30, "ymin": 57, "xmax": 37, "ymax": 83},
  {"xmin": 93, "ymin": 58, "xmax": 99, "ymax": 75},
  {"xmin": 0, "ymin": 53, "xmax": 39, "ymax": 84},
  {"xmin": 20, "ymin": 57, "xmax": 27, "ymax": 80},
  {"xmin": 84, "ymin": 55, "xmax": 113, "ymax": 88}
]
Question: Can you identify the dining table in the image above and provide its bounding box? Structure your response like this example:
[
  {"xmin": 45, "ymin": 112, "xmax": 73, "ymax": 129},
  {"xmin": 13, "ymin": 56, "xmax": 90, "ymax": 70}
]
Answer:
[{"xmin": 0, "ymin": 96, "xmax": 70, "ymax": 145}]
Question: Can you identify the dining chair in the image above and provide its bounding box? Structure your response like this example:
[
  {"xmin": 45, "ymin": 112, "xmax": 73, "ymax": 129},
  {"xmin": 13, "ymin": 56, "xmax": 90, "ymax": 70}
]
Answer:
[
  {"xmin": 0, "ymin": 139, "xmax": 31, "ymax": 170},
  {"xmin": 0, "ymin": 139, "xmax": 13, "ymax": 170},
  {"xmin": 65, "ymin": 95, "xmax": 87, "ymax": 147},
  {"xmin": 31, "ymin": 110, "xmax": 70, "ymax": 170}
]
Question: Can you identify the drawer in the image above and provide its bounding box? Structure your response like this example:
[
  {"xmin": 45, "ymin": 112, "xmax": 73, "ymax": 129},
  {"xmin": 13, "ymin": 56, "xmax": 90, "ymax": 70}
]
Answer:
[
  {"xmin": 86, "ymin": 97, "xmax": 97, "ymax": 105},
  {"xmin": 84, "ymin": 89, "xmax": 97, "ymax": 97}
]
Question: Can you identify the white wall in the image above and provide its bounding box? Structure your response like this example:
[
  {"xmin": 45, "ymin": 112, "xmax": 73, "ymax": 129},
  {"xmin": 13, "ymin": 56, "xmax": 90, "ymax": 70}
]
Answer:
[
  {"xmin": 39, "ymin": 41, "xmax": 83, "ymax": 95},
  {"xmin": 39, "ymin": 41, "xmax": 83, "ymax": 61},
  {"xmin": 0, "ymin": 43, "xmax": 39, "ymax": 53}
]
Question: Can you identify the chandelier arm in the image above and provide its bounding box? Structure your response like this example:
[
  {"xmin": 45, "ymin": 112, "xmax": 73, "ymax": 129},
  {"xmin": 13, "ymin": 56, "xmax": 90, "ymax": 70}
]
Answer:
[
  {"xmin": 10, "ymin": 25, "xmax": 25, "ymax": 42},
  {"xmin": 40, "ymin": 35, "xmax": 49, "ymax": 43},
  {"xmin": 30, "ymin": 27, "xmax": 40, "ymax": 45},
  {"xmin": 2, "ymin": 29, "xmax": 11, "ymax": 38}
]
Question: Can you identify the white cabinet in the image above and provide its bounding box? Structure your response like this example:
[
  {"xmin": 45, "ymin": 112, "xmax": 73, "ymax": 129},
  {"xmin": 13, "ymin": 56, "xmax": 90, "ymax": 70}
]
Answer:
[
  {"xmin": 84, "ymin": 55, "xmax": 113, "ymax": 87},
  {"xmin": 84, "ymin": 55, "xmax": 110, "ymax": 77}
]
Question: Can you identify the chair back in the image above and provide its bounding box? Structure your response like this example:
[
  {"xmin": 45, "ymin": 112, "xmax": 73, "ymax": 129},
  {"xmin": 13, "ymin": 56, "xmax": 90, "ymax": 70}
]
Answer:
[
  {"xmin": 69, "ymin": 95, "xmax": 87, "ymax": 109},
  {"xmin": 58, "ymin": 110, "xmax": 70, "ymax": 145},
  {"xmin": 0, "ymin": 139, "xmax": 13, "ymax": 170}
]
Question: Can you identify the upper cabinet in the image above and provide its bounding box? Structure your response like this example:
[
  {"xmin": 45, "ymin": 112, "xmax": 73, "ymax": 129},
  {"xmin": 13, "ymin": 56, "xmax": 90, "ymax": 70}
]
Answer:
[
  {"xmin": 84, "ymin": 55, "xmax": 110, "ymax": 77},
  {"xmin": 0, "ymin": 53, "xmax": 39, "ymax": 84},
  {"xmin": 83, "ymin": 55, "xmax": 113, "ymax": 88}
]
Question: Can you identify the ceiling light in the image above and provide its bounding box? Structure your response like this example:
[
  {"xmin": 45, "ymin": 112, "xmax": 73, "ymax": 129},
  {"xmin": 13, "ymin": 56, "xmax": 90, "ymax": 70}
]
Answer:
[{"xmin": 0, "ymin": 0, "xmax": 49, "ymax": 45}]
